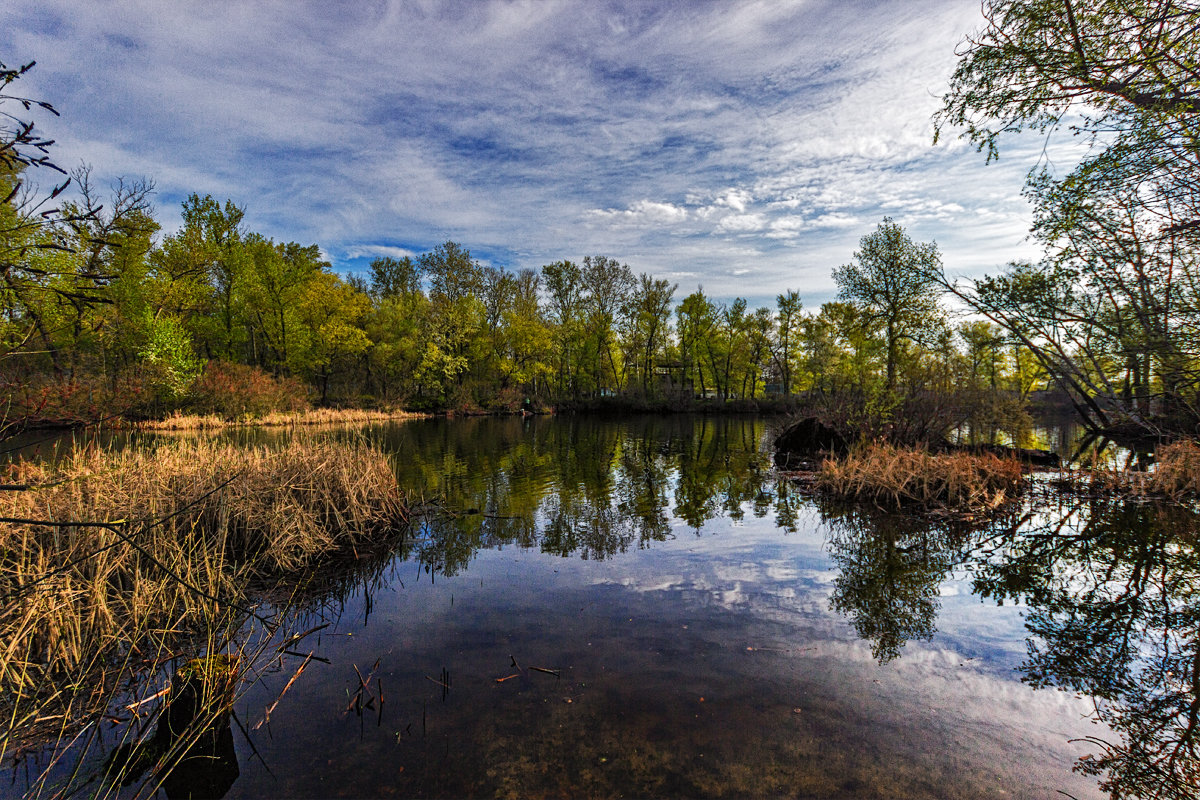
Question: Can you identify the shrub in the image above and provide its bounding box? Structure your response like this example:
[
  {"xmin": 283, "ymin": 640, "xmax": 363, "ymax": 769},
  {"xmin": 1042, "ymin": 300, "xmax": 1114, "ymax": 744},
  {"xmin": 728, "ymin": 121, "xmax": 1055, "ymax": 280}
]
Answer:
[{"xmin": 187, "ymin": 361, "xmax": 309, "ymax": 419}]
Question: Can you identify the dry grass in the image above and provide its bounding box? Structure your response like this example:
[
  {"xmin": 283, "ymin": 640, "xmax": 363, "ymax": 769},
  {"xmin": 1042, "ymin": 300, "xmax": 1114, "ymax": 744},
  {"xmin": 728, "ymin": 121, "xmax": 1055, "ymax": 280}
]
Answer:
[
  {"xmin": 1051, "ymin": 439, "xmax": 1200, "ymax": 500},
  {"xmin": 0, "ymin": 436, "xmax": 409, "ymax": 760},
  {"xmin": 816, "ymin": 443, "xmax": 1026, "ymax": 509},
  {"xmin": 138, "ymin": 407, "xmax": 427, "ymax": 431}
]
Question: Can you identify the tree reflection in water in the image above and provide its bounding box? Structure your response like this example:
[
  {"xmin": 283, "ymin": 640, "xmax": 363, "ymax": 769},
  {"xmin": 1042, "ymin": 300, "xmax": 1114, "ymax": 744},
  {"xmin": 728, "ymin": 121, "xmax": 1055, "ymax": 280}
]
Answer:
[
  {"xmin": 376, "ymin": 416, "xmax": 1200, "ymax": 798},
  {"xmin": 821, "ymin": 491, "xmax": 1200, "ymax": 800},
  {"xmin": 971, "ymin": 497, "xmax": 1200, "ymax": 800},
  {"xmin": 820, "ymin": 503, "xmax": 985, "ymax": 662}
]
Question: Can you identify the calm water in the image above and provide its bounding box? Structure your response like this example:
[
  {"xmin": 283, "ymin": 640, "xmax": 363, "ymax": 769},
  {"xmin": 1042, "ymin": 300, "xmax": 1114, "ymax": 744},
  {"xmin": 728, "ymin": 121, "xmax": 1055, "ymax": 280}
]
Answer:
[{"xmin": 13, "ymin": 415, "xmax": 1200, "ymax": 799}]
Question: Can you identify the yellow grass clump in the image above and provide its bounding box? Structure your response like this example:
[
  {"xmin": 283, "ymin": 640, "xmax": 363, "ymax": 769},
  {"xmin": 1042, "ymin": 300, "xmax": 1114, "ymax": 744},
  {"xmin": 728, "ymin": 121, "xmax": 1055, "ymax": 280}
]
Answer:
[
  {"xmin": 1054, "ymin": 438, "xmax": 1200, "ymax": 500},
  {"xmin": 816, "ymin": 443, "xmax": 1026, "ymax": 509},
  {"xmin": 138, "ymin": 407, "xmax": 427, "ymax": 431},
  {"xmin": 1146, "ymin": 439, "xmax": 1200, "ymax": 497},
  {"xmin": 0, "ymin": 436, "xmax": 409, "ymax": 755}
]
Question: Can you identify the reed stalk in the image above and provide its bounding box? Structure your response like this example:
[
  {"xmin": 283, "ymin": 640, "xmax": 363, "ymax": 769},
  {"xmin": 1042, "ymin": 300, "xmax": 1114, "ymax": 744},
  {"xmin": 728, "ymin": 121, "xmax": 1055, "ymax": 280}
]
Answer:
[
  {"xmin": 816, "ymin": 443, "xmax": 1026, "ymax": 509},
  {"xmin": 0, "ymin": 436, "xmax": 409, "ymax": 766},
  {"xmin": 136, "ymin": 407, "xmax": 426, "ymax": 431}
]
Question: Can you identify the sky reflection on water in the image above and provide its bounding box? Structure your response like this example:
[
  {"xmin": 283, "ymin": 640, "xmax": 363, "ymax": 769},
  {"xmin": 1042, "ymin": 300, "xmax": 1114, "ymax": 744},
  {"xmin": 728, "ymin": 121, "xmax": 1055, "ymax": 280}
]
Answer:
[
  {"xmin": 15, "ymin": 415, "xmax": 1189, "ymax": 798},
  {"xmin": 216, "ymin": 416, "xmax": 1104, "ymax": 799}
]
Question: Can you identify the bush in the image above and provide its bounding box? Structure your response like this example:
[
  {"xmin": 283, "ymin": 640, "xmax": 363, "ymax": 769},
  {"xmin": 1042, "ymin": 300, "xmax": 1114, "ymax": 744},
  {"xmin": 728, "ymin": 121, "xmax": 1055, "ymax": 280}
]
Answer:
[{"xmin": 187, "ymin": 362, "xmax": 309, "ymax": 419}]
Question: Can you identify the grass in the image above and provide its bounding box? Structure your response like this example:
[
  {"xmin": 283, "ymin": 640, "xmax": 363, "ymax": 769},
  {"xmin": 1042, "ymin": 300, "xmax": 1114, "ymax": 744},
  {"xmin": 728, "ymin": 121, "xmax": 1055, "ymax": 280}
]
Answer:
[
  {"xmin": 816, "ymin": 442, "xmax": 1027, "ymax": 510},
  {"xmin": 137, "ymin": 407, "xmax": 427, "ymax": 431},
  {"xmin": 0, "ymin": 435, "xmax": 410, "ymax": 771},
  {"xmin": 1050, "ymin": 439, "xmax": 1200, "ymax": 500}
]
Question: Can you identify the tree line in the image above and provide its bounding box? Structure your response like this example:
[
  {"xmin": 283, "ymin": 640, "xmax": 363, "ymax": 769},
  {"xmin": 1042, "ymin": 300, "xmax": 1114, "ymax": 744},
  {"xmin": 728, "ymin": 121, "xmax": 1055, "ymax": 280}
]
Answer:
[
  {"xmin": 1, "ymin": 133, "xmax": 1047, "ymax": 431},
  {"xmin": 8, "ymin": 0, "xmax": 1199, "ymax": 442}
]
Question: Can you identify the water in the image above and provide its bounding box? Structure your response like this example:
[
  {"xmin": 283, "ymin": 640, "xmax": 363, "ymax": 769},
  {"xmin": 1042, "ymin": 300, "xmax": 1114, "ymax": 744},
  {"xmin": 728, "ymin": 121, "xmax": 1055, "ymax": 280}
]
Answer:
[{"xmin": 14, "ymin": 414, "xmax": 1200, "ymax": 798}]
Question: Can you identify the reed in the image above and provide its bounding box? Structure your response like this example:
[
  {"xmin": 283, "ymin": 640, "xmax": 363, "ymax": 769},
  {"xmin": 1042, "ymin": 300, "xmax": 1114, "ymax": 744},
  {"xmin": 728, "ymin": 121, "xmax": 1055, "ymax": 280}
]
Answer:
[
  {"xmin": 1147, "ymin": 440, "xmax": 1200, "ymax": 498},
  {"xmin": 1052, "ymin": 439, "xmax": 1200, "ymax": 500},
  {"xmin": 0, "ymin": 436, "xmax": 409, "ymax": 761},
  {"xmin": 816, "ymin": 442, "xmax": 1026, "ymax": 509},
  {"xmin": 137, "ymin": 407, "xmax": 426, "ymax": 431}
]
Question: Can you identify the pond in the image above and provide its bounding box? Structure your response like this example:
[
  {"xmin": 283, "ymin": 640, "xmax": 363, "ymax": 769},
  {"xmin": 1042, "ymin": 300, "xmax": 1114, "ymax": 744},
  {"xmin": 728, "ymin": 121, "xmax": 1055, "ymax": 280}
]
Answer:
[{"xmin": 10, "ymin": 414, "xmax": 1199, "ymax": 799}]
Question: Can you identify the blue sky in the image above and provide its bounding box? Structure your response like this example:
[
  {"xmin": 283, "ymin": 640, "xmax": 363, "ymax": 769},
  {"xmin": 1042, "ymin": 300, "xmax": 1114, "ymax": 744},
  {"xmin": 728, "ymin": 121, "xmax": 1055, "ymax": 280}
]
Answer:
[{"xmin": 2, "ymin": 0, "xmax": 1064, "ymax": 308}]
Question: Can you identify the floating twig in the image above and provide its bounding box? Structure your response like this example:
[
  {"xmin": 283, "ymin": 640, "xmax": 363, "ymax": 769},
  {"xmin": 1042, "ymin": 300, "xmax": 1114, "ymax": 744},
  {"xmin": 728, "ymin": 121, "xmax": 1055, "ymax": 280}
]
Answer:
[{"xmin": 256, "ymin": 653, "xmax": 314, "ymax": 730}]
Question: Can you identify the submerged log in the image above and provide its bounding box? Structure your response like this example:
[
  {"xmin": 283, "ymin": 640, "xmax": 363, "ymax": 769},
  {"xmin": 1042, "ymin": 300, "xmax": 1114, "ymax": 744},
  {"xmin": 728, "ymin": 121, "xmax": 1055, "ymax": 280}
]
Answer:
[
  {"xmin": 107, "ymin": 655, "xmax": 241, "ymax": 798},
  {"xmin": 774, "ymin": 417, "xmax": 848, "ymax": 468}
]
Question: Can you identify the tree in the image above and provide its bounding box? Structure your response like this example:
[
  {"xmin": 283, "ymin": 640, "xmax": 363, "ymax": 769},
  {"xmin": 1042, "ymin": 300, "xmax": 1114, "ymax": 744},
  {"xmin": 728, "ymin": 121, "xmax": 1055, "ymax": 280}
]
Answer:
[
  {"xmin": 624, "ymin": 274, "xmax": 676, "ymax": 395},
  {"xmin": 288, "ymin": 271, "xmax": 370, "ymax": 401},
  {"xmin": 936, "ymin": 1, "xmax": 1200, "ymax": 434},
  {"xmin": 580, "ymin": 255, "xmax": 634, "ymax": 395},
  {"xmin": 1, "ymin": 62, "xmax": 124, "ymax": 377},
  {"xmin": 368, "ymin": 255, "xmax": 420, "ymax": 299},
  {"xmin": 772, "ymin": 290, "xmax": 803, "ymax": 396},
  {"xmin": 542, "ymin": 260, "xmax": 585, "ymax": 397},
  {"xmin": 832, "ymin": 218, "xmax": 943, "ymax": 392},
  {"xmin": 420, "ymin": 241, "xmax": 480, "ymax": 303},
  {"xmin": 676, "ymin": 289, "xmax": 717, "ymax": 397},
  {"xmin": 935, "ymin": 0, "xmax": 1200, "ymax": 238}
]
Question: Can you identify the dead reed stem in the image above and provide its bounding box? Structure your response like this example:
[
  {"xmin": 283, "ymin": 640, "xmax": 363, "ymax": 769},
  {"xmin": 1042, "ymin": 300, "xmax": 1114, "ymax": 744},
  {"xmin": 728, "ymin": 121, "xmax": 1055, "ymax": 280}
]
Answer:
[
  {"xmin": 137, "ymin": 408, "xmax": 427, "ymax": 431},
  {"xmin": 816, "ymin": 443, "xmax": 1026, "ymax": 509},
  {"xmin": 1051, "ymin": 439, "xmax": 1200, "ymax": 501},
  {"xmin": 0, "ymin": 435, "xmax": 409, "ymax": 760}
]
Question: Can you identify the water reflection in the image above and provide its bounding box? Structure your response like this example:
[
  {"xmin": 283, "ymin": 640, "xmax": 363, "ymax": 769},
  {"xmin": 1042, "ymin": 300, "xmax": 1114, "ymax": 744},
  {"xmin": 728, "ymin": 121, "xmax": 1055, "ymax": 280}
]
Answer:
[
  {"xmin": 376, "ymin": 416, "xmax": 1200, "ymax": 798},
  {"xmin": 817, "ymin": 492, "xmax": 1200, "ymax": 799},
  {"xmin": 971, "ymin": 497, "xmax": 1200, "ymax": 800},
  {"xmin": 822, "ymin": 506, "xmax": 969, "ymax": 662},
  {"xmin": 10, "ymin": 416, "xmax": 1199, "ymax": 799},
  {"xmin": 384, "ymin": 416, "xmax": 785, "ymax": 573}
]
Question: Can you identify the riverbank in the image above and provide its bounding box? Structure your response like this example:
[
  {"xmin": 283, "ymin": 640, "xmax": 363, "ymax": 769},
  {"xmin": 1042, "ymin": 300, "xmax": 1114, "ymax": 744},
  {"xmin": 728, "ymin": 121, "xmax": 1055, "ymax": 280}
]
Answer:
[{"xmin": 136, "ymin": 407, "xmax": 430, "ymax": 431}]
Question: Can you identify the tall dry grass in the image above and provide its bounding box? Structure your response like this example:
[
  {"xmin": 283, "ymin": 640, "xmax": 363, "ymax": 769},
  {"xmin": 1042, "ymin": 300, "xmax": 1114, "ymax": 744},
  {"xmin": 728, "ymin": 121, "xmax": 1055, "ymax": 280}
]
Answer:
[
  {"xmin": 0, "ymin": 436, "xmax": 409, "ymax": 761},
  {"xmin": 816, "ymin": 443, "xmax": 1026, "ymax": 509},
  {"xmin": 138, "ymin": 407, "xmax": 426, "ymax": 431},
  {"xmin": 1052, "ymin": 439, "xmax": 1200, "ymax": 500}
]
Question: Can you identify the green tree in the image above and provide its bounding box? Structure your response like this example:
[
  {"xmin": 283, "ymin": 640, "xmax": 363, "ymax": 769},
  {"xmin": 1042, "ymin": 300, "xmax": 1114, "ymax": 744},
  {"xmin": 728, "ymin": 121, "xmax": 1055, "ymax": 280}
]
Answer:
[
  {"xmin": 624, "ymin": 274, "xmax": 676, "ymax": 395},
  {"xmin": 288, "ymin": 271, "xmax": 371, "ymax": 401},
  {"xmin": 936, "ymin": 0, "xmax": 1200, "ymax": 236},
  {"xmin": 581, "ymin": 255, "xmax": 634, "ymax": 395},
  {"xmin": 368, "ymin": 255, "xmax": 420, "ymax": 299},
  {"xmin": 936, "ymin": 0, "xmax": 1200, "ymax": 433},
  {"xmin": 772, "ymin": 290, "xmax": 803, "ymax": 396},
  {"xmin": 676, "ymin": 289, "xmax": 717, "ymax": 397},
  {"xmin": 542, "ymin": 260, "xmax": 586, "ymax": 398},
  {"xmin": 832, "ymin": 218, "xmax": 943, "ymax": 393}
]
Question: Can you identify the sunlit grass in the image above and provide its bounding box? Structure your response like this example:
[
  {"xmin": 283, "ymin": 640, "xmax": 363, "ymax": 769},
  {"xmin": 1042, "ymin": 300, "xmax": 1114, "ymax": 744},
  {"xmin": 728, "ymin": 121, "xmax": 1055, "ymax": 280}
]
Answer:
[
  {"xmin": 0, "ymin": 436, "xmax": 409, "ymax": 772},
  {"xmin": 816, "ymin": 443, "xmax": 1026, "ymax": 509},
  {"xmin": 137, "ymin": 407, "xmax": 427, "ymax": 431}
]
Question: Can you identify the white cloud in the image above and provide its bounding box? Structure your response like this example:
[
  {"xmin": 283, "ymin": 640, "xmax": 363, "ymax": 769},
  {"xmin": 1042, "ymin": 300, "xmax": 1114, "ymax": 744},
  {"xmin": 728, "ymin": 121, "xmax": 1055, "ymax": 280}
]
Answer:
[{"xmin": 0, "ymin": 0, "xmax": 1071, "ymax": 306}]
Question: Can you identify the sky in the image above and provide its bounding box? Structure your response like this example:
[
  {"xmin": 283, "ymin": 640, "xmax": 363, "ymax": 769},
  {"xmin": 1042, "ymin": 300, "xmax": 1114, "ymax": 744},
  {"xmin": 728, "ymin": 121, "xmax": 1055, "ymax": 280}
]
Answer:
[{"xmin": 1, "ymin": 0, "xmax": 1066, "ymax": 308}]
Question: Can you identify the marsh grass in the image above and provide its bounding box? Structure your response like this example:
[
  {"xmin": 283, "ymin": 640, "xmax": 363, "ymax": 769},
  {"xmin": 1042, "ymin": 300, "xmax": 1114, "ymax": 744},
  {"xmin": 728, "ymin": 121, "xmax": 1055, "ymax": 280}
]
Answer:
[
  {"xmin": 138, "ymin": 407, "xmax": 427, "ymax": 431},
  {"xmin": 0, "ymin": 436, "xmax": 409, "ymax": 775},
  {"xmin": 1051, "ymin": 439, "xmax": 1200, "ymax": 500},
  {"xmin": 816, "ymin": 443, "xmax": 1026, "ymax": 509}
]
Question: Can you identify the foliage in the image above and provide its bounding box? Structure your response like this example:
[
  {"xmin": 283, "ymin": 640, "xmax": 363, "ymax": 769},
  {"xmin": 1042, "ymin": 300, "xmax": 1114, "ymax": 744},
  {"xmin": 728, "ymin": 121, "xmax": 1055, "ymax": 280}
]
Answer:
[
  {"xmin": 936, "ymin": 0, "xmax": 1200, "ymax": 435},
  {"xmin": 833, "ymin": 217, "xmax": 943, "ymax": 393},
  {"xmin": 187, "ymin": 360, "xmax": 309, "ymax": 419}
]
